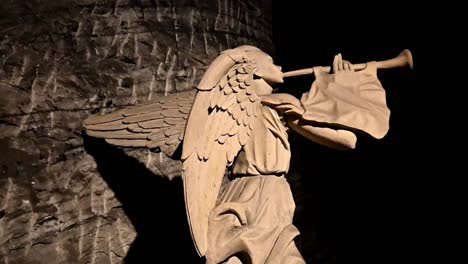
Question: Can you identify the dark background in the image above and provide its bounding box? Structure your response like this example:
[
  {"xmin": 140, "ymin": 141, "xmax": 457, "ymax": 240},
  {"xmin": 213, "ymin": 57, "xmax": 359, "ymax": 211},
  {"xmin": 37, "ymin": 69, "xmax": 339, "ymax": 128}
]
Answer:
[{"xmin": 272, "ymin": 2, "xmax": 418, "ymax": 264}]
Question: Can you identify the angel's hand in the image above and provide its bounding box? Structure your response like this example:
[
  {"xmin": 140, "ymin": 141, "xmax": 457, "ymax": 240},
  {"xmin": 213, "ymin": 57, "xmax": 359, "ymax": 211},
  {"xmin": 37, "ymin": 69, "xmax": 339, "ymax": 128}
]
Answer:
[
  {"xmin": 329, "ymin": 53, "xmax": 360, "ymax": 87},
  {"xmin": 332, "ymin": 53, "xmax": 354, "ymax": 73}
]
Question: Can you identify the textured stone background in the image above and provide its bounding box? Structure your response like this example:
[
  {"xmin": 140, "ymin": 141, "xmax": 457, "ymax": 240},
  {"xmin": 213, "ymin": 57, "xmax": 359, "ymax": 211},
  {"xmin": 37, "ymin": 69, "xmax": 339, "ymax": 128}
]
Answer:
[{"xmin": 0, "ymin": 0, "xmax": 273, "ymax": 263}]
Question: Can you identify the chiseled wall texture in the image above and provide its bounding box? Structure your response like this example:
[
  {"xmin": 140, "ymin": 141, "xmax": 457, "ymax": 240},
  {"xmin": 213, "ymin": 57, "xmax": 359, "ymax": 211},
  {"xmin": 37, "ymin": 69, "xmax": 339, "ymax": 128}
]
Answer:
[{"xmin": 0, "ymin": 0, "xmax": 273, "ymax": 263}]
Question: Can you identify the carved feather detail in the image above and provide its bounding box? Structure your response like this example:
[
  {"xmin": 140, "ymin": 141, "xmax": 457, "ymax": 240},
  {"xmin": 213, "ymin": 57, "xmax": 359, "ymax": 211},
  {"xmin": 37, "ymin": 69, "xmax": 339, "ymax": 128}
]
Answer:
[
  {"xmin": 83, "ymin": 90, "xmax": 196, "ymax": 157},
  {"xmin": 181, "ymin": 59, "xmax": 262, "ymax": 256}
]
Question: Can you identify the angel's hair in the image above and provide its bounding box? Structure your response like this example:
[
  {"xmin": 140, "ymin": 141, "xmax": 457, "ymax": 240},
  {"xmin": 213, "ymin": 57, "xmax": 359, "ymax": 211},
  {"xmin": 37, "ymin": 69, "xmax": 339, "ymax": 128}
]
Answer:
[
  {"xmin": 198, "ymin": 45, "xmax": 266, "ymax": 91},
  {"xmin": 221, "ymin": 45, "xmax": 266, "ymax": 60},
  {"xmin": 221, "ymin": 45, "xmax": 262, "ymax": 54}
]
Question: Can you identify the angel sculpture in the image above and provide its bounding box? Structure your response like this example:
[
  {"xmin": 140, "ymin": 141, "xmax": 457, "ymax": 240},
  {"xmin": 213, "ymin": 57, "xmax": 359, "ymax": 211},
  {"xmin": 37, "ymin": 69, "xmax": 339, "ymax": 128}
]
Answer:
[{"xmin": 83, "ymin": 45, "xmax": 412, "ymax": 263}]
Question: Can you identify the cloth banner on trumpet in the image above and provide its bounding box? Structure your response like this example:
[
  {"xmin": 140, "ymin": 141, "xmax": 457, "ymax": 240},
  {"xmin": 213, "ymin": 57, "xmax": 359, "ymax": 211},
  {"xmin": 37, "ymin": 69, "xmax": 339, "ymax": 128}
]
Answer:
[
  {"xmin": 300, "ymin": 62, "xmax": 391, "ymax": 139},
  {"xmin": 261, "ymin": 62, "xmax": 391, "ymax": 146}
]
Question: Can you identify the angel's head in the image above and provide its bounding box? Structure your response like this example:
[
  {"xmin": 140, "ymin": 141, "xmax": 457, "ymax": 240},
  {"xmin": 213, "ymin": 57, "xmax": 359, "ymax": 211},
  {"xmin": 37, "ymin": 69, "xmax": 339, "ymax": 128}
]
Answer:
[
  {"xmin": 228, "ymin": 46, "xmax": 283, "ymax": 96},
  {"xmin": 198, "ymin": 45, "xmax": 283, "ymax": 95},
  {"xmin": 236, "ymin": 45, "xmax": 284, "ymax": 85}
]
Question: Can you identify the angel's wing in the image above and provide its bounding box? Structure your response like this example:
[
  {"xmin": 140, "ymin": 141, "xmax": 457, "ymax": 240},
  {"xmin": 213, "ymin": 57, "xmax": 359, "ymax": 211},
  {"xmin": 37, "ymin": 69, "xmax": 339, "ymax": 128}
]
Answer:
[
  {"xmin": 181, "ymin": 58, "xmax": 262, "ymax": 256},
  {"xmin": 83, "ymin": 90, "xmax": 196, "ymax": 157}
]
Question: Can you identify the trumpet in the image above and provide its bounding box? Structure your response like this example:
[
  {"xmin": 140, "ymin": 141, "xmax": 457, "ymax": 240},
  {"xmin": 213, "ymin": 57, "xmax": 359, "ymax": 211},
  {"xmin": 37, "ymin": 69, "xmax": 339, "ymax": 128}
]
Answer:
[{"xmin": 282, "ymin": 49, "xmax": 413, "ymax": 78}]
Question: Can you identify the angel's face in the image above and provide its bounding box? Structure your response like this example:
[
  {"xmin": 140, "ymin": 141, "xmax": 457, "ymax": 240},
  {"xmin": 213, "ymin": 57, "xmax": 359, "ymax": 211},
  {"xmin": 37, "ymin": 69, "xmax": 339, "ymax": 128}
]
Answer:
[{"xmin": 251, "ymin": 51, "xmax": 284, "ymax": 85}]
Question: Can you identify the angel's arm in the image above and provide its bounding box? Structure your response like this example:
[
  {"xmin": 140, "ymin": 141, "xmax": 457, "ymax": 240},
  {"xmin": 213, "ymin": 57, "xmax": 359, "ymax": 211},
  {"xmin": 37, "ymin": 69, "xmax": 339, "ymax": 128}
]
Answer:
[
  {"xmin": 286, "ymin": 115, "xmax": 357, "ymax": 150},
  {"xmin": 260, "ymin": 92, "xmax": 357, "ymax": 150}
]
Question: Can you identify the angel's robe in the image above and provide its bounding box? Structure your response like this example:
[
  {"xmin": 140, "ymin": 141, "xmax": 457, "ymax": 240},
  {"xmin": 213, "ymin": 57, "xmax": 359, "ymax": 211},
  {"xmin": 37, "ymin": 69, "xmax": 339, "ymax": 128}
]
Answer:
[
  {"xmin": 206, "ymin": 63, "xmax": 390, "ymax": 264},
  {"xmin": 231, "ymin": 105, "xmax": 291, "ymax": 176},
  {"xmin": 206, "ymin": 106, "xmax": 301, "ymax": 264}
]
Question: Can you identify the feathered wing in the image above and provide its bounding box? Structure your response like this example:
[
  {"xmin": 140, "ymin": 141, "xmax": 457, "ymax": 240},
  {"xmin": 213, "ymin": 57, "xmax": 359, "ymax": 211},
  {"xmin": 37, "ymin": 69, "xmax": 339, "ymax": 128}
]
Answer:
[
  {"xmin": 83, "ymin": 90, "xmax": 196, "ymax": 157},
  {"xmin": 181, "ymin": 60, "xmax": 262, "ymax": 256}
]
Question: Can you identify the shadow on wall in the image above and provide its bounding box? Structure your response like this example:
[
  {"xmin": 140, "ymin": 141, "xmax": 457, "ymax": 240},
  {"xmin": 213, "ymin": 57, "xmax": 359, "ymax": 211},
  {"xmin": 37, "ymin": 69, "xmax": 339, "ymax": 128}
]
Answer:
[{"xmin": 83, "ymin": 134, "xmax": 204, "ymax": 263}]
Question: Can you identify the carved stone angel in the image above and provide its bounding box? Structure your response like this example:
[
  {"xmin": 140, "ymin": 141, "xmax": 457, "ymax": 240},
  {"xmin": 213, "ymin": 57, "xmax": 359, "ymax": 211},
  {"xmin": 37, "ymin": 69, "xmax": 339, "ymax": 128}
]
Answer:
[{"xmin": 83, "ymin": 45, "xmax": 392, "ymax": 263}]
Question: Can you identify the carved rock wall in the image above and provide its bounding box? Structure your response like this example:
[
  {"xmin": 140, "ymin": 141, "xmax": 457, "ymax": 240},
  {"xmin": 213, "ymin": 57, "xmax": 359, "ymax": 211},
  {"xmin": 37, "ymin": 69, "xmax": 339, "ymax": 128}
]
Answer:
[{"xmin": 0, "ymin": 0, "xmax": 272, "ymax": 263}]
